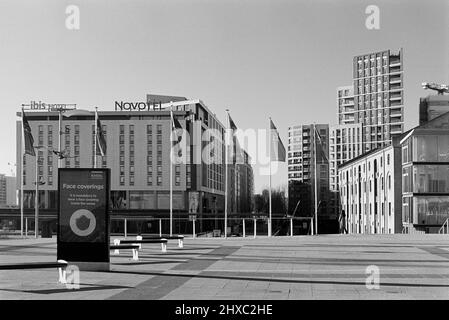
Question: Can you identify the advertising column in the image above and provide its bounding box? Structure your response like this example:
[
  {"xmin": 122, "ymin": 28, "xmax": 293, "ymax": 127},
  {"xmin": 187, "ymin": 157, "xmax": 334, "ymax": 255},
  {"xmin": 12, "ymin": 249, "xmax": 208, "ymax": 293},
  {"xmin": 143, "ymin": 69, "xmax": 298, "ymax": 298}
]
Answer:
[{"xmin": 57, "ymin": 169, "xmax": 110, "ymax": 271}]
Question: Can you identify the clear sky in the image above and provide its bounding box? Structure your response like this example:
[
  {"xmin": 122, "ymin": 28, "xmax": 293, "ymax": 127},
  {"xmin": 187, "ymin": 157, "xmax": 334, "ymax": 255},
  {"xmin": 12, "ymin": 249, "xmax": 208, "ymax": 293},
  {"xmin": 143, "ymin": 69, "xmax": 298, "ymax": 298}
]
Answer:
[{"xmin": 0, "ymin": 0, "xmax": 448, "ymax": 193}]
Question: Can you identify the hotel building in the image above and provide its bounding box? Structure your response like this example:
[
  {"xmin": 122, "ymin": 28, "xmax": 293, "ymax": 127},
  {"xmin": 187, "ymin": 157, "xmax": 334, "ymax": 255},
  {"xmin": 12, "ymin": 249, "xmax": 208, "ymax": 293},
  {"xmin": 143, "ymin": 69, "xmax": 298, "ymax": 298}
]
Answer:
[{"xmin": 15, "ymin": 95, "xmax": 253, "ymax": 234}]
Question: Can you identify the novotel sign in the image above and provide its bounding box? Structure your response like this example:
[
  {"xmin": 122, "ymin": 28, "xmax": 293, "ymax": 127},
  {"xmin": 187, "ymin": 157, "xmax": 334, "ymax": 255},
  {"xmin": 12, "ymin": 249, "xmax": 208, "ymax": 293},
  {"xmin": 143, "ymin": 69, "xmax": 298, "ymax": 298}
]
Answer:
[{"xmin": 115, "ymin": 101, "xmax": 163, "ymax": 111}]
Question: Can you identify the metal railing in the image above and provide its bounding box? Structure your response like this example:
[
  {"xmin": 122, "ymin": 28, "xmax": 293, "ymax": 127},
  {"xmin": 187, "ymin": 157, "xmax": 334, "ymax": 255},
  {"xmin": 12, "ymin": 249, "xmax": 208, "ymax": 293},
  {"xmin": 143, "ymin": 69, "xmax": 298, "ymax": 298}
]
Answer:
[
  {"xmin": 110, "ymin": 217, "xmax": 315, "ymax": 238},
  {"xmin": 438, "ymin": 218, "xmax": 449, "ymax": 234}
]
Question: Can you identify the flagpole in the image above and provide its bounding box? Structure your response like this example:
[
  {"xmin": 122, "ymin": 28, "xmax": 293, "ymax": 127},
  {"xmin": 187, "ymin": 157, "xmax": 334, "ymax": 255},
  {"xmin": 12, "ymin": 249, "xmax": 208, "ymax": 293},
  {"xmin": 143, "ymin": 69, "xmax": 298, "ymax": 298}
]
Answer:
[
  {"xmin": 313, "ymin": 123, "xmax": 318, "ymax": 235},
  {"xmin": 224, "ymin": 109, "xmax": 229, "ymax": 239},
  {"xmin": 268, "ymin": 117, "xmax": 272, "ymax": 237},
  {"xmin": 58, "ymin": 110, "xmax": 62, "ymax": 169},
  {"xmin": 20, "ymin": 108, "xmax": 25, "ymax": 237},
  {"xmin": 94, "ymin": 108, "xmax": 98, "ymax": 169},
  {"xmin": 170, "ymin": 102, "xmax": 173, "ymax": 237}
]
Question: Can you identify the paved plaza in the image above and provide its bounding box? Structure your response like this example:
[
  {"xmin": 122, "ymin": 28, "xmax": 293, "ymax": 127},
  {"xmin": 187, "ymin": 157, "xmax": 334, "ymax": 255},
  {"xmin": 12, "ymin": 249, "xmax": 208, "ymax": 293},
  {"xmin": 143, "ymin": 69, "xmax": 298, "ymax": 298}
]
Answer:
[{"xmin": 0, "ymin": 234, "xmax": 448, "ymax": 300}]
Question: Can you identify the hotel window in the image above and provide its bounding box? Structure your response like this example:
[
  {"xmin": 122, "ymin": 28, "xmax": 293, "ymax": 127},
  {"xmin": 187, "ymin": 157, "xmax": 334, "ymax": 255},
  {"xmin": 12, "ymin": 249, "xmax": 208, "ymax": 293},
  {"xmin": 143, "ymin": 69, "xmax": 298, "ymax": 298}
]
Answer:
[
  {"xmin": 147, "ymin": 155, "xmax": 152, "ymax": 164},
  {"xmin": 120, "ymin": 166, "xmax": 124, "ymax": 175},
  {"xmin": 129, "ymin": 175, "xmax": 134, "ymax": 186},
  {"xmin": 147, "ymin": 166, "xmax": 152, "ymax": 173},
  {"xmin": 157, "ymin": 155, "xmax": 162, "ymax": 165},
  {"xmin": 119, "ymin": 135, "xmax": 125, "ymax": 144},
  {"xmin": 130, "ymin": 135, "xmax": 134, "ymax": 144},
  {"xmin": 74, "ymin": 135, "xmax": 79, "ymax": 145},
  {"xmin": 48, "ymin": 176, "xmax": 53, "ymax": 185},
  {"xmin": 157, "ymin": 176, "xmax": 162, "ymax": 185},
  {"xmin": 130, "ymin": 166, "xmax": 134, "ymax": 174},
  {"xmin": 130, "ymin": 145, "xmax": 135, "ymax": 153},
  {"xmin": 74, "ymin": 125, "xmax": 79, "ymax": 134},
  {"xmin": 130, "ymin": 156, "xmax": 134, "ymax": 165},
  {"xmin": 120, "ymin": 125, "xmax": 124, "ymax": 134},
  {"xmin": 147, "ymin": 175, "xmax": 152, "ymax": 185},
  {"xmin": 75, "ymin": 156, "xmax": 80, "ymax": 167},
  {"xmin": 157, "ymin": 125, "xmax": 162, "ymax": 134},
  {"xmin": 157, "ymin": 135, "xmax": 162, "ymax": 144},
  {"xmin": 157, "ymin": 166, "xmax": 162, "ymax": 173},
  {"xmin": 175, "ymin": 176, "xmax": 180, "ymax": 186},
  {"xmin": 147, "ymin": 125, "xmax": 152, "ymax": 134},
  {"xmin": 120, "ymin": 176, "xmax": 125, "ymax": 186},
  {"xmin": 157, "ymin": 145, "xmax": 162, "ymax": 155},
  {"xmin": 65, "ymin": 125, "xmax": 70, "ymax": 134},
  {"xmin": 129, "ymin": 125, "xmax": 134, "ymax": 135},
  {"xmin": 47, "ymin": 125, "xmax": 52, "ymax": 135},
  {"xmin": 120, "ymin": 156, "xmax": 124, "ymax": 165}
]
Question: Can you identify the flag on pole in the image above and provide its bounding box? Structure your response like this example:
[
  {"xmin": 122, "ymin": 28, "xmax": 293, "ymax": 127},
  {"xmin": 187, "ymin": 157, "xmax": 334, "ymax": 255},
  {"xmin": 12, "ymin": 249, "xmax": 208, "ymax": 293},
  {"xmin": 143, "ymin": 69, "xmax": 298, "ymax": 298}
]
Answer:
[
  {"xmin": 171, "ymin": 112, "xmax": 183, "ymax": 157},
  {"xmin": 95, "ymin": 111, "xmax": 107, "ymax": 156},
  {"xmin": 270, "ymin": 119, "xmax": 286, "ymax": 161},
  {"xmin": 314, "ymin": 126, "xmax": 328, "ymax": 163},
  {"xmin": 227, "ymin": 113, "xmax": 245, "ymax": 164},
  {"xmin": 22, "ymin": 110, "xmax": 35, "ymax": 156}
]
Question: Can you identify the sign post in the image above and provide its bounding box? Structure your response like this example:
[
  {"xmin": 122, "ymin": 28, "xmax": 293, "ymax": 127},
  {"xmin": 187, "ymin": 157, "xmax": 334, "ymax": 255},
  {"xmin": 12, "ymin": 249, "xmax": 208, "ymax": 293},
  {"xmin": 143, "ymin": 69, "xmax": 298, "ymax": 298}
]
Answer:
[{"xmin": 57, "ymin": 168, "xmax": 110, "ymax": 271}]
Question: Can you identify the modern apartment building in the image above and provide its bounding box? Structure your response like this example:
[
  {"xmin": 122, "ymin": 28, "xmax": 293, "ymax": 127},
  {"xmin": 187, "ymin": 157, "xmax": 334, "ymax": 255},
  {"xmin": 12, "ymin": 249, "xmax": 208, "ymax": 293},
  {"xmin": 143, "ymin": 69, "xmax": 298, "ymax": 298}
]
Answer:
[
  {"xmin": 0, "ymin": 174, "xmax": 16, "ymax": 208},
  {"xmin": 15, "ymin": 95, "xmax": 253, "ymax": 234},
  {"xmin": 287, "ymin": 124, "xmax": 331, "ymax": 225},
  {"xmin": 352, "ymin": 48, "xmax": 404, "ymax": 152}
]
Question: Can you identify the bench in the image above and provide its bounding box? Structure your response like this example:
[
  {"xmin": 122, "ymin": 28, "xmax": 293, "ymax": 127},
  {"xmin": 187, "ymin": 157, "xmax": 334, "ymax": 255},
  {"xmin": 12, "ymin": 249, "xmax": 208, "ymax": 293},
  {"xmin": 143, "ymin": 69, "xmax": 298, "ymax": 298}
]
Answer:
[
  {"xmin": 0, "ymin": 260, "xmax": 68, "ymax": 284},
  {"xmin": 117, "ymin": 237, "xmax": 168, "ymax": 253},
  {"xmin": 141, "ymin": 235, "xmax": 184, "ymax": 248},
  {"xmin": 110, "ymin": 242, "xmax": 140, "ymax": 260}
]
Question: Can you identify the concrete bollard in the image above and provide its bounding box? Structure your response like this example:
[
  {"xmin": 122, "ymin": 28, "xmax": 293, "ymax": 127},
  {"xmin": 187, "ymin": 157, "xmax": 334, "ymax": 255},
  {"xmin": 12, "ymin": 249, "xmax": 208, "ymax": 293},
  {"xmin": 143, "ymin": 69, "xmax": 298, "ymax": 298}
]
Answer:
[
  {"xmin": 161, "ymin": 241, "xmax": 167, "ymax": 253},
  {"xmin": 124, "ymin": 218, "xmax": 127, "ymax": 238},
  {"xmin": 178, "ymin": 235, "xmax": 184, "ymax": 248},
  {"xmin": 290, "ymin": 218, "xmax": 293, "ymax": 237},
  {"xmin": 242, "ymin": 219, "xmax": 246, "ymax": 238}
]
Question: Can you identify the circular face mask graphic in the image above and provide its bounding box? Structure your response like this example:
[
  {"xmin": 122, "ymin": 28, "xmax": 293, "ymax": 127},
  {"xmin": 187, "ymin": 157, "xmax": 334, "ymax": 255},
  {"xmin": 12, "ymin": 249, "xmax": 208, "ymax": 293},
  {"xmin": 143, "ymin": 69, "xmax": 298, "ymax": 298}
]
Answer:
[{"xmin": 69, "ymin": 209, "xmax": 97, "ymax": 237}]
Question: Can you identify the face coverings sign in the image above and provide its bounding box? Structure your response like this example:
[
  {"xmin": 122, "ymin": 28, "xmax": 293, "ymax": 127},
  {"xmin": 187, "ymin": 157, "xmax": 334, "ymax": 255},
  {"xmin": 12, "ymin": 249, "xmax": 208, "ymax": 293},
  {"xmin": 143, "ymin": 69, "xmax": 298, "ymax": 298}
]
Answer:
[{"xmin": 57, "ymin": 169, "xmax": 110, "ymax": 268}]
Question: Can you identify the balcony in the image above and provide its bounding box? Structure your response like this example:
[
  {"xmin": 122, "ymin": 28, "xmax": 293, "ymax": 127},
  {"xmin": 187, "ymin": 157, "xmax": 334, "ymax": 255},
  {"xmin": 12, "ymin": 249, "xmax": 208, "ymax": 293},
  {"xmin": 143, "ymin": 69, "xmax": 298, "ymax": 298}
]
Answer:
[{"xmin": 390, "ymin": 109, "xmax": 402, "ymax": 117}]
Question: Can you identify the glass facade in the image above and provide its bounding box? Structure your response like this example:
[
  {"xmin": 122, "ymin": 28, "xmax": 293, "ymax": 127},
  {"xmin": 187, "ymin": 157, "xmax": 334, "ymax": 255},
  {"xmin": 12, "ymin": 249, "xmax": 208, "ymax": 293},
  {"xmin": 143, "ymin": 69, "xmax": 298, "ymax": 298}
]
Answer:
[{"xmin": 402, "ymin": 134, "xmax": 449, "ymax": 227}]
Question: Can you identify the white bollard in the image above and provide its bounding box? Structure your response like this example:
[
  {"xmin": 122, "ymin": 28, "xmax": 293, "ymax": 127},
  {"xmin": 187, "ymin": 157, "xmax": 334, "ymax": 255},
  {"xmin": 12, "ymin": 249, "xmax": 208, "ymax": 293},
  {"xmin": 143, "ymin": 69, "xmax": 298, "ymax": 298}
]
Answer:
[
  {"xmin": 25, "ymin": 218, "xmax": 28, "ymax": 237},
  {"xmin": 124, "ymin": 218, "xmax": 127, "ymax": 238},
  {"xmin": 113, "ymin": 239, "xmax": 120, "ymax": 254},
  {"xmin": 161, "ymin": 241, "xmax": 167, "ymax": 253},
  {"xmin": 159, "ymin": 219, "xmax": 162, "ymax": 237},
  {"xmin": 242, "ymin": 219, "xmax": 246, "ymax": 238},
  {"xmin": 178, "ymin": 236, "xmax": 184, "ymax": 248},
  {"xmin": 290, "ymin": 218, "xmax": 293, "ymax": 237},
  {"xmin": 192, "ymin": 221, "xmax": 196, "ymax": 239}
]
